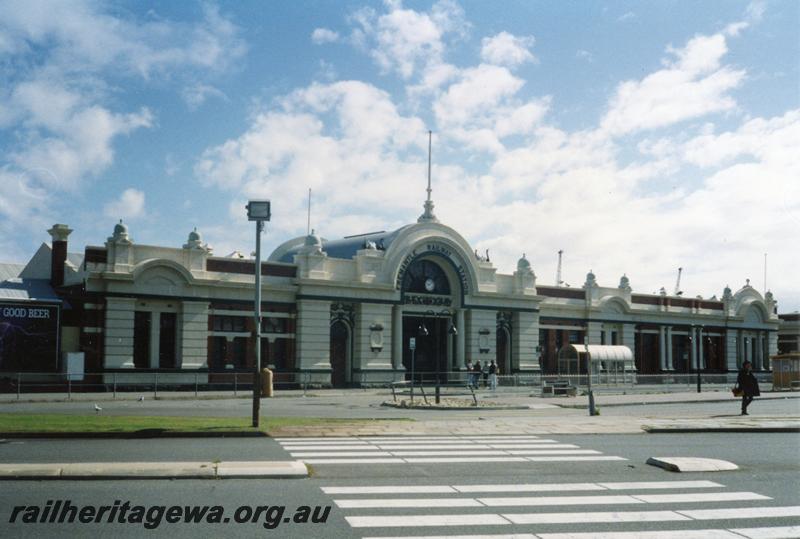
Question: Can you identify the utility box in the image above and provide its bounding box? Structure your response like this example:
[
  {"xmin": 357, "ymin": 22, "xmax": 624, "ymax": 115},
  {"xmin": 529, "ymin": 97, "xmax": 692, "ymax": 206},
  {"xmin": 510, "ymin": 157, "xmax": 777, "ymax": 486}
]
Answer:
[
  {"xmin": 261, "ymin": 368, "xmax": 274, "ymax": 397},
  {"xmin": 62, "ymin": 352, "xmax": 84, "ymax": 381},
  {"xmin": 771, "ymin": 353, "xmax": 800, "ymax": 390}
]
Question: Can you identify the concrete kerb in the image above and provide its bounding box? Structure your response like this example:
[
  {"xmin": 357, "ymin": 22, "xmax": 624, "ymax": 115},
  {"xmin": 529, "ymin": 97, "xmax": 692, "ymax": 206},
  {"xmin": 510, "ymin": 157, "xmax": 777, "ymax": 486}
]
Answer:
[{"xmin": 0, "ymin": 461, "xmax": 309, "ymax": 480}]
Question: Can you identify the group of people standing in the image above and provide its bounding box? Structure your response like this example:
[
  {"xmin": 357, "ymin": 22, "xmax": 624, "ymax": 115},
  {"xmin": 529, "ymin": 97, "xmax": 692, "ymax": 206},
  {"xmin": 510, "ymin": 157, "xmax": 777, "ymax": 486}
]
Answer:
[{"xmin": 465, "ymin": 359, "xmax": 498, "ymax": 390}]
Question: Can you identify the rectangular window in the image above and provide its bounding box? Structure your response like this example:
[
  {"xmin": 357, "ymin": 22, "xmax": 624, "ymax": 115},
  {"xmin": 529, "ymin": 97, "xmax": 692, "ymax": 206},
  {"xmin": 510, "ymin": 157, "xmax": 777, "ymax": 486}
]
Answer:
[
  {"xmin": 159, "ymin": 312, "xmax": 177, "ymax": 369},
  {"xmin": 212, "ymin": 316, "xmax": 246, "ymax": 332},
  {"xmin": 611, "ymin": 331, "xmax": 619, "ymax": 345},
  {"xmin": 262, "ymin": 317, "xmax": 287, "ymax": 334}
]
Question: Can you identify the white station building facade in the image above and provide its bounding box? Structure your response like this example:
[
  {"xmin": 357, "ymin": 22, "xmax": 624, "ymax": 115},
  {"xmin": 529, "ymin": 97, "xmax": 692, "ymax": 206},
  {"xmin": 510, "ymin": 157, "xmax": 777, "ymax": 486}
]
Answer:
[{"xmin": 0, "ymin": 196, "xmax": 784, "ymax": 386}]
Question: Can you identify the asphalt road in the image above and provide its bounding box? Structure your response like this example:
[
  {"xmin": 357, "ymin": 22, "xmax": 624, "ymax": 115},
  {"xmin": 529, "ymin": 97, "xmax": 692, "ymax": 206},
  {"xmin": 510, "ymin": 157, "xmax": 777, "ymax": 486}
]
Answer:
[{"xmin": 2, "ymin": 432, "xmax": 799, "ymax": 538}]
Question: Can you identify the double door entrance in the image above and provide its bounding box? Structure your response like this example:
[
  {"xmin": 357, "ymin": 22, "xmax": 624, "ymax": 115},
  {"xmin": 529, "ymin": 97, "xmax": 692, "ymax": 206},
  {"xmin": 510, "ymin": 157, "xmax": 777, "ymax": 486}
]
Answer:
[{"xmin": 402, "ymin": 315, "xmax": 453, "ymax": 383}]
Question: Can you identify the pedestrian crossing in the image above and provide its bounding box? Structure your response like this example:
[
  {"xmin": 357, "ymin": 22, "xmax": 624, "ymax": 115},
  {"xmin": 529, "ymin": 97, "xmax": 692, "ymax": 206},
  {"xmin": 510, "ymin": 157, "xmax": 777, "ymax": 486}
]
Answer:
[
  {"xmin": 318, "ymin": 479, "xmax": 800, "ymax": 538},
  {"xmin": 274, "ymin": 435, "xmax": 627, "ymax": 465}
]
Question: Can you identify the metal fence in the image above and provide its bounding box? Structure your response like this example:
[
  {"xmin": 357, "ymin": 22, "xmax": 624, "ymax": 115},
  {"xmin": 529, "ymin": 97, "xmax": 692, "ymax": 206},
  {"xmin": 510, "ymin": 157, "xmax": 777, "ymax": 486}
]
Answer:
[{"xmin": 0, "ymin": 370, "xmax": 777, "ymax": 400}]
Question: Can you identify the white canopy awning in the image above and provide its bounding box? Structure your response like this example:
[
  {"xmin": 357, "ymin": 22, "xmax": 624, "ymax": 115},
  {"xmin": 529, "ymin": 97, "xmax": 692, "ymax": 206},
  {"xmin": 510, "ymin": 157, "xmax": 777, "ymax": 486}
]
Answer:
[{"xmin": 558, "ymin": 344, "xmax": 634, "ymax": 362}]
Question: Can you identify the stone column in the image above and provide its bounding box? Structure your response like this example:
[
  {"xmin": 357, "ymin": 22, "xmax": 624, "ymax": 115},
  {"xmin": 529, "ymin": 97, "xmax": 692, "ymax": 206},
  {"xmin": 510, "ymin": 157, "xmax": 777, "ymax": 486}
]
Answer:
[
  {"xmin": 586, "ymin": 322, "xmax": 603, "ymax": 345},
  {"xmin": 767, "ymin": 331, "xmax": 778, "ymax": 368},
  {"xmin": 392, "ymin": 305, "xmax": 403, "ymax": 371},
  {"xmin": 295, "ymin": 299, "xmax": 332, "ymax": 384},
  {"xmin": 755, "ymin": 333, "xmax": 764, "ymax": 370},
  {"xmin": 466, "ymin": 309, "xmax": 496, "ymax": 365},
  {"xmin": 697, "ymin": 327, "xmax": 705, "ymax": 370},
  {"xmin": 149, "ymin": 313, "xmax": 160, "ymax": 369},
  {"xmin": 658, "ymin": 326, "xmax": 667, "ymax": 371},
  {"xmin": 666, "ymin": 326, "xmax": 674, "ymax": 370},
  {"xmin": 455, "ymin": 308, "xmax": 466, "ymax": 369},
  {"xmin": 724, "ymin": 329, "xmax": 738, "ymax": 371},
  {"xmin": 621, "ymin": 324, "xmax": 635, "ymax": 350},
  {"xmin": 513, "ymin": 311, "xmax": 540, "ymax": 372},
  {"xmin": 353, "ymin": 303, "xmax": 393, "ymax": 384},
  {"xmin": 689, "ymin": 328, "xmax": 697, "ymax": 371},
  {"xmin": 104, "ymin": 297, "xmax": 136, "ymax": 370}
]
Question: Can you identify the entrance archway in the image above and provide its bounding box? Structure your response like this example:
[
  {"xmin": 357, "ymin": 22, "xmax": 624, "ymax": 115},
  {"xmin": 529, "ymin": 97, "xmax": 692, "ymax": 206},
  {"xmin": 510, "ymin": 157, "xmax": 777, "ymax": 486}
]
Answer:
[{"xmin": 329, "ymin": 320, "xmax": 350, "ymax": 387}]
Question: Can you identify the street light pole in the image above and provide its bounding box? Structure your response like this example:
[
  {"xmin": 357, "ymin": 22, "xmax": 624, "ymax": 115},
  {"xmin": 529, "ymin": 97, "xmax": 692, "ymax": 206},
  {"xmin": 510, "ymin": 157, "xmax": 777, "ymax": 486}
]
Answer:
[
  {"xmin": 247, "ymin": 200, "xmax": 271, "ymax": 428},
  {"xmin": 584, "ymin": 335, "xmax": 596, "ymax": 416},
  {"xmin": 697, "ymin": 325, "xmax": 703, "ymax": 393}
]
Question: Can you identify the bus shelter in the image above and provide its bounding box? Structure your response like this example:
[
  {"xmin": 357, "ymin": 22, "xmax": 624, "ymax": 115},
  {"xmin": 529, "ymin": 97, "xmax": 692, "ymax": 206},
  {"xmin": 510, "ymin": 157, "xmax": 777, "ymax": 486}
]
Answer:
[
  {"xmin": 771, "ymin": 353, "xmax": 800, "ymax": 390},
  {"xmin": 557, "ymin": 344, "xmax": 637, "ymax": 383}
]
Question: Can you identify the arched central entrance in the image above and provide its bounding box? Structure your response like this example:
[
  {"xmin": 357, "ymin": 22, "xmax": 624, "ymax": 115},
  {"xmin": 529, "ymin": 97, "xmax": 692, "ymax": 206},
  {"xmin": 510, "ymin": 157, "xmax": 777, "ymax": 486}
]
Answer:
[{"xmin": 400, "ymin": 257, "xmax": 458, "ymax": 384}]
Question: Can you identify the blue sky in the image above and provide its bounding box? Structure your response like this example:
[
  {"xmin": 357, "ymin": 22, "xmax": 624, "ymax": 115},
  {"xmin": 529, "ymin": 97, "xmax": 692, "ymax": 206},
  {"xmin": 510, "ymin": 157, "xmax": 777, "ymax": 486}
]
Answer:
[{"xmin": 1, "ymin": 0, "xmax": 798, "ymax": 310}]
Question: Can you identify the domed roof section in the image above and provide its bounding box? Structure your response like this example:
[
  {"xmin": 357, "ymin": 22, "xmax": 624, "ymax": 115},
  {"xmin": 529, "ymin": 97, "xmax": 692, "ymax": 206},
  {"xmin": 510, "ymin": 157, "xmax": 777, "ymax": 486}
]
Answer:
[
  {"xmin": 271, "ymin": 226, "xmax": 410, "ymax": 263},
  {"xmin": 188, "ymin": 227, "xmax": 202, "ymax": 242},
  {"xmin": 517, "ymin": 253, "xmax": 531, "ymax": 272},
  {"xmin": 304, "ymin": 230, "xmax": 322, "ymax": 248},
  {"xmin": 109, "ymin": 219, "xmax": 131, "ymax": 242}
]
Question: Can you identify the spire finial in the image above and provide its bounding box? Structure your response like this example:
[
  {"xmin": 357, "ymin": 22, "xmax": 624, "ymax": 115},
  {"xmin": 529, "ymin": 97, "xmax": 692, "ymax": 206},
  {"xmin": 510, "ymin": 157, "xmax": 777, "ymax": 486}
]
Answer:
[{"xmin": 418, "ymin": 130, "xmax": 439, "ymax": 223}]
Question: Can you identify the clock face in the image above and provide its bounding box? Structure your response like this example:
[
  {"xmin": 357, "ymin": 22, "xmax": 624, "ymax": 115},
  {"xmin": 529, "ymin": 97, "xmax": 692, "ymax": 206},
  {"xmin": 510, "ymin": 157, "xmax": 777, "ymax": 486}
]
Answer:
[{"xmin": 424, "ymin": 278, "xmax": 435, "ymax": 292}]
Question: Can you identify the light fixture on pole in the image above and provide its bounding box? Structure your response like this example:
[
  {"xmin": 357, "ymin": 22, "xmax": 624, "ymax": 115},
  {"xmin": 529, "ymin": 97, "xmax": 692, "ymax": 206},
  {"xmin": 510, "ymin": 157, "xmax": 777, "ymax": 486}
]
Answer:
[{"xmin": 247, "ymin": 200, "xmax": 271, "ymax": 428}]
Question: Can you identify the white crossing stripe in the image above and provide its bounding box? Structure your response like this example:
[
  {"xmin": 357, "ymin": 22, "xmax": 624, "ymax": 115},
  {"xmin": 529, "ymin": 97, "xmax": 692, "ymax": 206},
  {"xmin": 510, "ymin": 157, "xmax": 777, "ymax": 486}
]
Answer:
[
  {"xmin": 322, "ymin": 485, "xmax": 457, "ymax": 494},
  {"xmin": 288, "ymin": 451, "xmax": 394, "ymax": 457},
  {"xmin": 678, "ymin": 506, "xmax": 800, "ymax": 520},
  {"xmin": 479, "ymin": 495, "xmax": 643, "ymax": 507},
  {"xmin": 403, "ymin": 457, "xmax": 528, "ymax": 463},
  {"xmin": 334, "ymin": 497, "xmax": 483, "ymax": 508},
  {"xmin": 633, "ymin": 492, "xmax": 770, "ymax": 503},
  {"xmin": 525, "ymin": 456, "xmax": 627, "ymax": 461},
  {"xmin": 376, "ymin": 444, "xmax": 495, "ymax": 449},
  {"xmin": 729, "ymin": 526, "xmax": 800, "ymax": 538},
  {"xmin": 346, "ymin": 514, "xmax": 511, "ymax": 528},
  {"xmin": 454, "ymin": 483, "xmax": 606, "ymax": 493},
  {"xmin": 278, "ymin": 440, "xmax": 368, "ymax": 445},
  {"xmin": 284, "ymin": 446, "xmax": 387, "ymax": 451},
  {"xmin": 504, "ymin": 510, "xmax": 691, "ymax": 524},
  {"xmin": 389, "ymin": 450, "xmax": 509, "ymax": 456},
  {"xmin": 536, "ymin": 531, "xmax": 743, "ymax": 538},
  {"xmin": 598, "ymin": 480, "xmax": 724, "ymax": 490},
  {"xmin": 507, "ymin": 450, "xmax": 601, "ymax": 455},
  {"xmin": 363, "ymin": 535, "xmax": 537, "ymax": 539},
  {"xmin": 302, "ymin": 458, "xmax": 405, "ymax": 464}
]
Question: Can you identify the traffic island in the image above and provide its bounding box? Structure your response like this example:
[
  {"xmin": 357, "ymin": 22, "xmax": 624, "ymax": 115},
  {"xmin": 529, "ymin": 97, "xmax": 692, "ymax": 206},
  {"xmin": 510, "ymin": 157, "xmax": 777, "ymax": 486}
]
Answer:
[
  {"xmin": 647, "ymin": 457, "xmax": 738, "ymax": 472},
  {"xmin": 0, "ymin": 461, "xmax": 308, "ymax": 480}
]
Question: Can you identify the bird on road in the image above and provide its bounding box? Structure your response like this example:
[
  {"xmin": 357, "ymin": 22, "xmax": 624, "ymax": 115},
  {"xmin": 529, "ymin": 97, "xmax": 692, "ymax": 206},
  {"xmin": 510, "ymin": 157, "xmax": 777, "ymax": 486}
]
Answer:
[
  {"xmin": 93, "ymin": 403, "xmax": 102, "ymax": 413},
  {"xmin": 137, "ymin": 395, "xmax": 145, "ymax": 402}
]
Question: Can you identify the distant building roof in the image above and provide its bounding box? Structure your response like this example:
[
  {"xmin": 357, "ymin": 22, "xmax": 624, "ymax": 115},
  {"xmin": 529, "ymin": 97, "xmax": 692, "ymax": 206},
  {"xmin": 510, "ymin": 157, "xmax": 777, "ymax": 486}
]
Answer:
[
  {"xmin": 272, "ymin": 226, "xmax": 410, "ymax": 263},
  {"xmin": 0, "ymin": 262, "xmax": 62, "ymax": 303}
]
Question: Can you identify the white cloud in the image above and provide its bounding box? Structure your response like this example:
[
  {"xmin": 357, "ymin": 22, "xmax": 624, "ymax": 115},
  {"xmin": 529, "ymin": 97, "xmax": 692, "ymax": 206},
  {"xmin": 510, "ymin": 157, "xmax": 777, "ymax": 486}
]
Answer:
[
  {"xmin": 104, "ymin": 188, "xmax": 146, "ymax": 220},
  {"xmin": 480, "ymin": 32, "xmax": 536, "ymax": 67},
  {"xmin": 182, "ymin": 83, "xmax": 227, "ymax": 110},
  {"xmin": 601, "ymin": 32, "xmax": 744, "ymax": 136},
  {"xmin": 349, "ymin": 0, "xmax": 468, "ymax": 79},
  {"xmin": 312, "ymin": 28, "xmax": 340, "ymax": 44}
]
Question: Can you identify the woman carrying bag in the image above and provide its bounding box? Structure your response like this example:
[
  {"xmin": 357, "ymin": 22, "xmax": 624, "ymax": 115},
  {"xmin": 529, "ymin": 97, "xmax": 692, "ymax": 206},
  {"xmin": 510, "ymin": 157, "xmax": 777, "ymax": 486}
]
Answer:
[{"xmin": 735, "ymin": 360, "xmax": 760, "ymax": 415}]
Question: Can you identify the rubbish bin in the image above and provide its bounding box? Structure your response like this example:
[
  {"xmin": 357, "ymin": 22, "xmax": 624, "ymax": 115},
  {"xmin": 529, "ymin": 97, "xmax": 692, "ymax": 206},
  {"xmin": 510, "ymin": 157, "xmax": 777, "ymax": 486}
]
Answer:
[
  {"xmin": 261, "ymin": 368, "xmax": 273, "ymax": 397},
  {"xmin": 771, "ymin": 353, "xmax": 800, "ymax": 390}
]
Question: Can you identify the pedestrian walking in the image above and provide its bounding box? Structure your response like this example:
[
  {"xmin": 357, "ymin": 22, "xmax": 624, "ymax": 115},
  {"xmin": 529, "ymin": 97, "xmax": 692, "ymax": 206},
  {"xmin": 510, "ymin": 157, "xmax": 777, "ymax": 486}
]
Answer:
[
  {"xmin": 488, "ymin": 360, "xmax": 498, "ymax": 391},
  {"xmin": 466, "ymin": 360, "xmax": 474, "ymax": 389},
  {"xmin": 735, "ymin": 360, "xmax": 760, "ymax": 415},
  {"xmin": 481, "ymin": 361, "xmax": 489, "ymax": 388},
  {"xmin": 473, "ymin": 361, "xmax": 482, "ymax": 390}
]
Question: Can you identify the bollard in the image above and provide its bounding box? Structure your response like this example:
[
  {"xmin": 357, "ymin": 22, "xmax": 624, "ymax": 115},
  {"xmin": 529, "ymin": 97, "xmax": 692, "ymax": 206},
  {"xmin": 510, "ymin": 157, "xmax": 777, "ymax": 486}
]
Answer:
[{"xmin": 261, "ymin": 368, "xmax": 273, "ymax": 398}]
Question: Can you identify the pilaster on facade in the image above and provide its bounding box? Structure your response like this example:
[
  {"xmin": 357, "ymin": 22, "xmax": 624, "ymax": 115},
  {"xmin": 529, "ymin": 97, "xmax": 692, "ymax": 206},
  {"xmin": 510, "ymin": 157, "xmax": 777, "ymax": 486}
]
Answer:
[
  {"xmin": 621, "ymin": 324, "xmax": 636, "ymax": 351},
  {"xmin": 767, "ymin": 332, "xmax": 778, "ymax": 368},
  {"xmin": 725, "ymin": 329, "xmax": 739, "ymax": 371},
  {"xmin": 455, "ymin": 308, "xmax": 466, "ymax": 369},
  {"xmin": 658, "ymin": 326, "xmax": 667, "ymax": 371},
  {"xmin": 180, "ymin": 301, "xmax": 209, "ymax": 369},
  {"xmin": 295, "ymin": 299, "xmax": 332, "ymax": 383},
  {"xmin": 104, "ymin": 297, "xmax": 136, "ymax": 369},
  {"xmin": 353, "ymin": 303, "xmax": 393, "ymax": 376},
  {"xmin": 666, "ymin": 326, "xmax": 674, "ymax": 370},
  {"xmin": 512, "ymin": 311, "xmax": 540, "ymax": 372},
  {"xmin": 466, "ymin": 309, "xmax": 496, "ymax": 364},
  {"xmin": 586, "ymin": 321, "xmax": 603, "ymax": 345},
  {"xmin": 392, "ymin": 305, "xmax": 403, "ymax": 370}
]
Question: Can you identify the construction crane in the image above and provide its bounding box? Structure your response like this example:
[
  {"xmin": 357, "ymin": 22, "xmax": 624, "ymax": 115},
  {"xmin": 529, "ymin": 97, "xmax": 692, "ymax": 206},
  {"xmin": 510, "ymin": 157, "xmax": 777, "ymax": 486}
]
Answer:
[
  {"xmin": 556, "ymin": 250, "xmax": 563, "ymax": 287},
  {"xmin": 674, "ymin": 267, "xmax": 683, "ymax": 296}
]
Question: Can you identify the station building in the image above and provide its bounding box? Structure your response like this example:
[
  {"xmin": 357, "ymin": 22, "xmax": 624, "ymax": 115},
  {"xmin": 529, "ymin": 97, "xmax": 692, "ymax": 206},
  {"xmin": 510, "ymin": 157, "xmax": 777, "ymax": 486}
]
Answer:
[{"xmin": 0, "ymin": 199, "xmax": 785, "ymax": 386}]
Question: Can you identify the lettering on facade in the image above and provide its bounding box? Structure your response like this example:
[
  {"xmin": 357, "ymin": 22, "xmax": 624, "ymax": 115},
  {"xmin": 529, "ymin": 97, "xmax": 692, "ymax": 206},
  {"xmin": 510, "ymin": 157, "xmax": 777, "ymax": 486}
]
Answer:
[
  {"xmin": 1, "ymin": 307, "xmax": 51, "ymax": 319},
  {"xmin": 395, "ymin": 243, "xmax": 470, "ymax": 294},
  {"xmin": 403, "ymin": 295, "xmax": 453, "ymax": 307}
]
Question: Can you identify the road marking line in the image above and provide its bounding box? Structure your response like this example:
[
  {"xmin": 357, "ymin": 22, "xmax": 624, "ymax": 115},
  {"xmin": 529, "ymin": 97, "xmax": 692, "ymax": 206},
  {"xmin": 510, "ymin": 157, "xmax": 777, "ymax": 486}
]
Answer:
[
  {"xmin": 678, "ymin": 506, "xmax": 800, "ymax": 520},
  {"xmin": 346, "ymin": 514, "xmax": 510, "ymax": 528},
  {"xmin": 632, "ymin": 492, "xmax": 770, "ymax": 503},
  {"xmin": 503, "ymin": 510, "xmax": 691, "ymax": 524},
  {"xmin": 524, "ymin": 456, "xmax": 627, "ymax": 461},
  {"xmin": 506, "ymin": 445, "xmax": 582, "ymax": 450},
  {"xmin": 361, "ymin": 535, "xmax": 537, "ymax": 539},
  {"xmin": 506, "ymin": 450, "xmax": 601, "ymax": 455},
  {"xmin": 279, "ymin": 442, "xmax": 369, "ymax": 446},
  {"xmin": 274, "ymin": 437, "xmax": 358, "ymax": 441},
  {"xmin": 322, "ymin": 486, "xmax": 457, "ymax": 494},
  {"xmin": 390, "ymin": 450, "xmax": 509, "ymax": 456},
  {"xmin": 536, "ymin": 530, "xmax": 742, "ymax": 538},
  {"xmin": 454, "ymin": 483, "xmax": 605, "ymax": 493},
  {"xmin": 479, "ymin": 495, "xmax": 641, "ymax": 507},
  {"xmin": 598, "ymin": 481, "xmax": 724, "ymax": 490},
  {"xmin": 301, "ymin": 458, "xmax": 405, "ymax": 464},
  {"xmin": 403, "ymin": 457, "xmax": 528, "ymax": 463},
  {"xmin": 288, "ymin": 451, "xmax": 394, "ymax": 457},
  {"xmin": 334, "ymin": 498, "xmax": 483, "ymax": 508},
  {"xmin": 729, "ymin": 526, "xmax": 800, "ymax": 538},
  {"xmin": 488, "ymin": 443, "xmax": 585, "ymax": 449},
  {"xmin": 282, "ymin": 446, "xmax": 386, "ymax": 451},
  {"xmin": 376, "ymin": 444, "xmax": 494, "ymax": 450}
]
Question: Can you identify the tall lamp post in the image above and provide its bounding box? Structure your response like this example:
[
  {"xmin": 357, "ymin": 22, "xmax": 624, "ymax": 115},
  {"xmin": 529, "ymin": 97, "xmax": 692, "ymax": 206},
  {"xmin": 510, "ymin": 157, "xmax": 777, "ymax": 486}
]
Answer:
[
  {"xmin": 584, "ymin": 335, "xmax": 596, "ymax": 416},
  {"xmin": 247, "ymin": 200, "xmax": 271, "ymax": 428},
  {"xmin": 697, "ymin": 325, "xmax": 703, "ymax": 393}
]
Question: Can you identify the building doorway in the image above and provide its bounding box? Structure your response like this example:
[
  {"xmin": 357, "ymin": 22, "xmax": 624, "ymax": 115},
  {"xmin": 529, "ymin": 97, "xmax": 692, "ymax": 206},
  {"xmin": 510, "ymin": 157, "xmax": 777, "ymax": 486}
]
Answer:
[
  {"xmin": 496, "ymin": 327, "xmax": 510, "ymax": 375},
  {"xmin": 402, "ymin": 315, "xmax": 451, "ymax": 384},
  {"xmin": 330, "ymin": 320, "xmax": 349, "ymax": 387}
]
